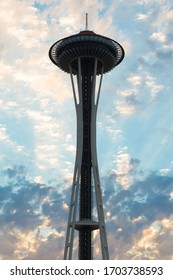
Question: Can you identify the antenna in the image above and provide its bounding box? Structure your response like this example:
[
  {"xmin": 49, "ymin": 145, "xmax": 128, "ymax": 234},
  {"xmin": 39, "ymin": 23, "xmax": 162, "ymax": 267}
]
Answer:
[{"xmin": 85, "ymin": 13, "xmax": 88, "ymax": 30}]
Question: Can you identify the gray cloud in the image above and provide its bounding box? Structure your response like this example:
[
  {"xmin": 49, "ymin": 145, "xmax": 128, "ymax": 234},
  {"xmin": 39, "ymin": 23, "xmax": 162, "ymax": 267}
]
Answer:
[
  {"xmin": 1, "ymin": 161, "xmax": 173, "ymax": 260},
  {"xmin": 104, "ymin": 171, "xmax": 173, "ymax": 220},
  {"xmin": 102, "ymin": 170, "xmax": 173, "ymax": 258},
  {"xmin": 0, "ymin": 165, "xmax": 69, "ymax": 259},
  {"xmin": 0, "ymin": 165, "xmax": 67, "ymax": 231}
]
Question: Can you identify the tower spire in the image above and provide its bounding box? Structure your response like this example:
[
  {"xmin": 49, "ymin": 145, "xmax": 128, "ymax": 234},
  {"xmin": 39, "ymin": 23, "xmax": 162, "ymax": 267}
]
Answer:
[{"xmin": 85, "ymin": 13, "xmax": 88, "ymax": 30}]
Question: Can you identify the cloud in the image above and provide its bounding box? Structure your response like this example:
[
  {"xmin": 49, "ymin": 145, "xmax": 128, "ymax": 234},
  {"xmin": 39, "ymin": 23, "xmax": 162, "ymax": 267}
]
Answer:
[
  {"xmin": 0, "ymin": 0, "xmax": 72, "ymax": 105},
  {"xmin": 127, "ymin": 76, "xmax": 142, "ymax": 86},
  {"xmin": 103, "ymin": 170, "xmax": 173, "ymax": 259},
  {"xmin": 115, "ymin": 100, "xmax": 136, "ymax": 115},
  {"xmin": 1, "ymin": 161, "xmax": 173, "ymax": 260},
  {"xmin": 136, "ymin": 13, "xmax": 149, "ymax": 21},
  {"xmin": 150, "ymin": 32, "xmax": 166, "ymax": 42},
  {"xmin": 145, "ymin": 74, "xmax": 164, "ymax": 99},
  {"xmin": 114, "ymin": 88, "xmax": 141, "ymax": 115},
  {"xmin": 112, "ymin": 153, "xmax": 141, "ymax": 189},
  {"xmin": 0, "ymin": 125, "xmax": 9, "ymax": 142},
  {"xmin": 160, "ymin": 168, "xmax": 170, "ymax": 176},
  {"xmin": 25, "ymin": 232, "xmax": 64, "ymax": 260},
  {"xmin": 0, "ymin": 165, "xmax": 68, "ymax": 259},
  {"xmin": 126, "ymin": 218, "xmax": 173, "ymax": 259},
  {"xmin": 0, "ymin": 124, "xmax": 28, "ymax": 163}
]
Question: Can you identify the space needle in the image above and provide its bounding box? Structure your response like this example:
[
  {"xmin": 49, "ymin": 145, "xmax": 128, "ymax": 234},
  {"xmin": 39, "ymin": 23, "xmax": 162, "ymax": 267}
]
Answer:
[{"xmin": 49, "ymin": 14, "xmax": 125, "ymax": 260}]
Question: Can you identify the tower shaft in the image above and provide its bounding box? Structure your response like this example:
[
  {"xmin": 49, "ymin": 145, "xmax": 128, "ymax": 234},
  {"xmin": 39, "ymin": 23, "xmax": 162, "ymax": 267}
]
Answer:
[{"xmin": 63, "ymin": 57, "xmax": 109, "ymax": 260}]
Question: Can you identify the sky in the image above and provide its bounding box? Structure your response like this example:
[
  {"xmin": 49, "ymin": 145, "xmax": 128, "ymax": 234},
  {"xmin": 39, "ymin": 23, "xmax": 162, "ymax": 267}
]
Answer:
[{"xmin": 0, "ymin": 0, "xmax": 173, "ymax": 260}]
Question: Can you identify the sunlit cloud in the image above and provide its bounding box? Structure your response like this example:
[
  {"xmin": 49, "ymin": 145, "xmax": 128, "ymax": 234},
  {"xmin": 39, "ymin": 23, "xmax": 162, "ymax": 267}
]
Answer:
[
  {"xmin": 126, "ymin": 218, "xmax": 173, "ymax": 259},
  {"xmin": 150, "ymin": 32, "xmax": 166, "ymax": 43},
  {"xmin": 160, "ymin": 168, "xmax": 170, "ymax": 176},
  {"xmin": 112, "ymin": 152, "xmax": 140, "ymax": 189},
  {"xmin": 136, "ymin": 13, "xmax": 149, "ymax": 21},
  {"xmin": 127, "ymin": 76, "xmax": 142, "ymax": 86},
  {"xmin": 116, "ymin": 100, "xmax": 136, "ymax": 115}
]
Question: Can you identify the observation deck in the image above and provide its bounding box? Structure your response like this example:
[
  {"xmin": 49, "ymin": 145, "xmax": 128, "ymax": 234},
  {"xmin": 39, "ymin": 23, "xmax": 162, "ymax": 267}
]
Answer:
[{"xmin": 49, "ymin": 30, "xmax": 125, "ymax": 75}]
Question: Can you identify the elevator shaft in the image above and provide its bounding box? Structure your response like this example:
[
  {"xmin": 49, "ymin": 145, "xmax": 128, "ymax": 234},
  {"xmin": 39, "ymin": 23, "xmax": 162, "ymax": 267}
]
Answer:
[{"xmin": 79, "ymin": 59, "xmax": 93, "ymax": 259}]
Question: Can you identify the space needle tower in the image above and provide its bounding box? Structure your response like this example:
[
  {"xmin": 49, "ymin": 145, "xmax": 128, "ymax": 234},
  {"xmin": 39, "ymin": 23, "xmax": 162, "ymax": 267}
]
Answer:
[{"xmin": 49, "ymin": 14, "xmax": 124, "ymax": 260}]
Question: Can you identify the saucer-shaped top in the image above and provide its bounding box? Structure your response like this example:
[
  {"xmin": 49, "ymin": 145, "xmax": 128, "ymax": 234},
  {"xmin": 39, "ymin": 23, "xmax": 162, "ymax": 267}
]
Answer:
[{"xmin": 49, "ymin": 30, "xmax": 125, "ymax": 75}]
